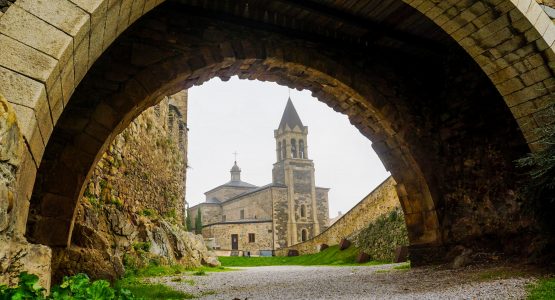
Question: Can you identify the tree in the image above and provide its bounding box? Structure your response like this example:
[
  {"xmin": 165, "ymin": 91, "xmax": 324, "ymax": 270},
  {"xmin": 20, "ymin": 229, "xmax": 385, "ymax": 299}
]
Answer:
[
  {"xmin": 185, "ymin": 213, "xmax": 192, "ymax": 232},
  {"xmin": 195, "ymin": 209, "xmax": 202, "ymax": 234}
]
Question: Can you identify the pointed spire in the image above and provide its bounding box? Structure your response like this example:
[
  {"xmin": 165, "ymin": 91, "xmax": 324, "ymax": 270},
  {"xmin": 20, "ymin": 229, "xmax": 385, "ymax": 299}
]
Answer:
[{"xmin": 278, "ymin": 97, "xmax": 304, "ymax": 131}]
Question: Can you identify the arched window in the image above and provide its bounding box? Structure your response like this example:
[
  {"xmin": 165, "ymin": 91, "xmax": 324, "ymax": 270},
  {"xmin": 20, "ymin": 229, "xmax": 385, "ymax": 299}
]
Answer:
[
  {"xmin": 282, "ymin": 140, "xmax": 287, "ymax": 159},
  {"xmin": 300, "ymin": 204, "xmax": 306, "ymax": 218},
  {"xmin": 301, "ymin": 229, "xmax": 308, "ymax": 242},
  {"xmin": 291, "ymin": 139, "xmax": 297, "ymax": 158},
  {"xmin": 299, "ymin": 139, "xmax": 305, "ymax": 159},
  {"xmin": 278, "ymin": 141, "xmax": 282, "ymax": 161}
]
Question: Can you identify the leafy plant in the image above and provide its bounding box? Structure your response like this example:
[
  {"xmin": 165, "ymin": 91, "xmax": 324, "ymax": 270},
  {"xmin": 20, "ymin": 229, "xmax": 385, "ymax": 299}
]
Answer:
[
  {"xmin": 0, "ymin": 272, "xmax": 46, "ymax": 299},
  {"xmin": 0, "ymin": 273, "xmax": 135, "ymax": 300}
]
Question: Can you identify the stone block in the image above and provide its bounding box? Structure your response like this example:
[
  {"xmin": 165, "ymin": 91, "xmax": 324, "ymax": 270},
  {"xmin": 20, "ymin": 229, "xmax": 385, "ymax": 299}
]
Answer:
[
  {"xmin": 339, "ymin": 238, "xmax": 351, "ymax": 250},
  {"xmin": 17, "ymin": 0, "xmax": 90, "ymax": 46},
  {"xmin": 0, "ymin": 4, "xmax": 72, "ymax": 65},
  {"xmin": 394, "ymin": 246, "xmax": 409, "ymax": 263},
  {"xmin": 9, "ymin": 104, "xmax": 44, "ymax": 166},
  {"xmin": 0, "ymin": 34, "xmax": 58, "ymax": 88},
  {"xmin": 103, "ymin": 0, "xmax": 122, "ymax": 51},
  {"xmin": 116, "ymin": 0, "xmax": 133, "ymax": 37}
]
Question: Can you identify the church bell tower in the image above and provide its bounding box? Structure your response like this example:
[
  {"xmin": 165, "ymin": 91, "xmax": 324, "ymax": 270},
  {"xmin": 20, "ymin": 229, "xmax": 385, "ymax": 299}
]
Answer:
[{"xmin": 272, "ymin": 97, "xmax": 320, "ymax": 246}]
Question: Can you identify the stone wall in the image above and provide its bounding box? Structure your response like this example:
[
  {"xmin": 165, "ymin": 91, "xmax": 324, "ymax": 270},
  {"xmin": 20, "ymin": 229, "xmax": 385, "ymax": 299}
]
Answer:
[
  {"xmin": 51, "ymin": 91, "xmax": 218, "ymax": 281},
  {"xmin": 202, "ymin": 221, "xmax": 273, "ymax": 253},
  {"xmin": 276, "ymin": 177, "xmax": 399, "ymax": 256}
]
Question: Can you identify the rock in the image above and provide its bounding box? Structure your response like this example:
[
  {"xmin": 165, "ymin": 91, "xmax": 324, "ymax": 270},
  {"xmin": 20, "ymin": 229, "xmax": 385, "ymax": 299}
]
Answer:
[
  {"xmin": 394, "ymin": 246, "xmax": 409, "ymax": 263},
  {"xmin": 0, "ymin": 237, "xmax": 52, "ymax": 291},
  {"xmin": 339, "ymin": 238, "xmax": 351, "ymax": 250},
  {"xmin": 356, "ymin": 252, "xmax": 370, "ymax": 263},
  {"xmin": 319, "ymin": 244, "xmax": 329, "ymax": 251},
  {"xmin": 452, "ymin": 248, "xmax": 473, "ymax": 269},
  {"xmin": 287, "ymin": 250, "xmax": 299, "ymax": 256}
]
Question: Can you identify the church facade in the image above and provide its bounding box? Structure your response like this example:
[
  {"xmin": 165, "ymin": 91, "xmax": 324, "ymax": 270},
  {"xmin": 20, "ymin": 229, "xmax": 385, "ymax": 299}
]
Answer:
[{"xmin": 188, "ymin": 98, "xmax": 329, "ymax": 255}]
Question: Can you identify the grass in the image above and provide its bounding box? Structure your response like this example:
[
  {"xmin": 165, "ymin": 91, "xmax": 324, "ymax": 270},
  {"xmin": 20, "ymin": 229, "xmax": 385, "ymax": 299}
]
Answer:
[
  {"xmin": 528, "ymin": 277, "xmax": 555, "ymax": 300},
  {"xmin": 219, "ymin": 245, "xmax": 387, "ymax": 267},
  {"xmin": 116, "ymin": 264, "xmax": 230, "ymax": 299},
  {"xmin": 393, "ymin": 262, "xmax": 410, "ymax": 270}
]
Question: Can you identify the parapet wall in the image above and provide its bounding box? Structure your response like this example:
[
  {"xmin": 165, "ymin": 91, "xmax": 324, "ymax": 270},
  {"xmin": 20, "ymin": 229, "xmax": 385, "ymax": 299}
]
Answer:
[{"xmin": 276, "ymin": 176, "xmax": 399, "ymax": 256}]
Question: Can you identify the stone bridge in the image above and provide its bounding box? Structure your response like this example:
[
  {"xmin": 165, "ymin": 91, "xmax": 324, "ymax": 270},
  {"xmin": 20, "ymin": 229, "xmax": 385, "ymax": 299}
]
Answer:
[{"xmin": 0, "ymin": 0, "xmax": 554, "ymax": 286}]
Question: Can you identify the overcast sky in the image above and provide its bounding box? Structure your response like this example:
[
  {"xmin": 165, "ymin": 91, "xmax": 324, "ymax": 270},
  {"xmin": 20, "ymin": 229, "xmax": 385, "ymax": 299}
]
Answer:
[{"xmin": 186, "ymin": 77, "xmax": 390, "ymax": 218}]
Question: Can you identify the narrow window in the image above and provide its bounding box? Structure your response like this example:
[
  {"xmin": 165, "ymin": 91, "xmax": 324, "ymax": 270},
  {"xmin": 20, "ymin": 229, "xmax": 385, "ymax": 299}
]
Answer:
[
  {"xmin": 300, "ymin": 204, "xmax": 306, "ymax": 218},
  {"xmin": 282, "ymin": 140, "xmax": 287, "ymax": 159},
  {"xmin": 278, "ymin": 141, "xmax": 282, "ymax": 161},
  {"xmin": 249, "ymin": 233, "xmax": 255, "ymax": 243},
  {"xmin": 240, "ymin": 209, "xmax": 245, "ymax": 219},
  {"xmin": 299, "ymin": 139, "xmax": 305, "ymax": 159},
  {"xmin": 301, "ymin": 229, "xmax": 308, "ymax": 242},
  {"xmin": 222, "ymin": 215, "xmax": 226, "ymax": 222},
  {"xmin": 291, "ymin": 139, "xmax": 297, "ymax": 158}
]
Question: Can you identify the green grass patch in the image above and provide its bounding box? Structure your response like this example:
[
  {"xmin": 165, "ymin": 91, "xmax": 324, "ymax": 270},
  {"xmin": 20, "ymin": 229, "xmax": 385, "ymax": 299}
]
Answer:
[
  {"xmin": 192, "ymin": 270, "xmax": 206, "ymax": 276},
  {"xmin": 476, "ymin": 268, "xmax": 528, "ymax": 282},
  {"xmin": 219, "ymin": 245, "xmax": 387, "ymax": 267},
  {"xmin": 116, "ymin": 277, "xmax": 194, "ymax": 300},
  {"xmin": 393, "ymin": 262, "xmax": 410, "ymax": 270},
  {"xmin": 528, "ymin": 277, "xmax": 555, "ymax": 300}
]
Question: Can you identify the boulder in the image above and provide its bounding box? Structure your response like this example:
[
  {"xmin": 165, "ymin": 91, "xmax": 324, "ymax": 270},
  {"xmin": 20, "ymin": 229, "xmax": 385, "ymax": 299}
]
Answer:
[
  {"xmin": 339, "ymin": 238, "xmax": 351, "ymax": 250},
  {"xmin": 319, "ymin": 244, "xmax": 329, "ymax": 252},
  {"xmin": 452, "ymin": 247, "xmax": 473, "ymax": 269},
  {"xmin": 394, "ymin": 246, "xmax": 409, "ymax": 263},
  {"xmin": 356, "ymin": 252, "xmax": 370, "ymax": 263},
  {"xmin": 0, "ymin": 237, "xmax": 52, "ymax": 291}
]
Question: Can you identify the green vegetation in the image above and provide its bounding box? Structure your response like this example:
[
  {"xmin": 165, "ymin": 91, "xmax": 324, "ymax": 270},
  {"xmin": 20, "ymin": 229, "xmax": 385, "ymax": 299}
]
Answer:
[
  {"xmin": 132, "ymin": 242, "xmax": 151, "ymax": 253},
  {"xmin": 115, "ymin": 277, "xmax": 193, "ymax": 300},
  {"xmin": 0, "ymin": 272, "xmax": 134, "ymax": 300},
  {"xmin": 185, "ymin": 214, "xmax": 192, "ymax": 232},
  {"xmin": 393, "ymin": 262, "xmax": 410, "ymax": 270},
  {"xmin": 192, "ymin": 270, "xmax": 206, "ymax": 276},
  {"xmin": 353, "ymin": 207, "xmax": 409, "ymax": 262},
  {"xmin": 219, "ymin": 245, "xmax": 386, "ymax": 267},
  {"xmin": 527, "ymin": 277, "xmax": 555, "ymax": 300},
  {"xmin": 194, "ymin": 209, "xmax": 202, "ymax": 234}
]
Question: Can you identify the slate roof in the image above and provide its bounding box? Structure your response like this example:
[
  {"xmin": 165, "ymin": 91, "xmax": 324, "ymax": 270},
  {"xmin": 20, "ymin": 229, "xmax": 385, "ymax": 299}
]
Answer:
[{"xmin": 278, "ymin": 98, "xmax": 304, "ymax": 131}]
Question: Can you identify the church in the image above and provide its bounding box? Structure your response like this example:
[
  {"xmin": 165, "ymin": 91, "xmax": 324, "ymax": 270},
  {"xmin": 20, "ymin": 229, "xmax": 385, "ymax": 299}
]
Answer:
[{"xmin": 188, "ymin": 98, "xmax": 329, "ymax": 256}]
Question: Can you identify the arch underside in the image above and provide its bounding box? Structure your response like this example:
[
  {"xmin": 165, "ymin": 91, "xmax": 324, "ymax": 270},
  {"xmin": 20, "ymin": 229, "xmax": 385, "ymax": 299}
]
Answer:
[{"xmin": 26, "ymin": 2, "xmax": 532, "ymax": 266}]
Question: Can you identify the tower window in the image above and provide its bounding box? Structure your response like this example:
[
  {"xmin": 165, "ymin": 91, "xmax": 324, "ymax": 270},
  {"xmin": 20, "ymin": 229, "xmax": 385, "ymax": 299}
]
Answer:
[
  {"xmin": 301, "ymin": 229, "xmax": 308, "ymax": 242},
  {"xmin": 240, "ymin": 209, "xmax": 245, "ymax": 219},
  {"xmin": 222, "ymin": 215, "xmax": 226, "ymax": 222},
  {"xmin": 278, "ymin": 141, "xmax": 282, "ymax": 161},
  {"xmin": 291, "ymin": 139, "xmax": 297, "ymax": 158},
  {"xmin": 282, "ymin": 140, "xmax": 287, "ymax": 159},
  {"xmin": 299, "ymin": 139, "xmax": 305, "ymax": 159},
  {"xmin": 300, "ymin": 204, "xmax": 306, "ymax": 218},
  {"xmin": 248, "ymin": 233, "xmax": 255, "ymax": 243}
]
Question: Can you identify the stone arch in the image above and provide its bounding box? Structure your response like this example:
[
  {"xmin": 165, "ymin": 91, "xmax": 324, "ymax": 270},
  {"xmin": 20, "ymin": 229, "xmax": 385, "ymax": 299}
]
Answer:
[{"xmin": 0, "ymin": 0, "xmax": 551, "ymax": 268}]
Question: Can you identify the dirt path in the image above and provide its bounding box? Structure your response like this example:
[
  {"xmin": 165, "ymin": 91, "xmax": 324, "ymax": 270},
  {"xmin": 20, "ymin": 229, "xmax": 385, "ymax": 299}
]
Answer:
[{"xmin": 151, "ymin": 263, "xmax": 536, "ymax": 299}]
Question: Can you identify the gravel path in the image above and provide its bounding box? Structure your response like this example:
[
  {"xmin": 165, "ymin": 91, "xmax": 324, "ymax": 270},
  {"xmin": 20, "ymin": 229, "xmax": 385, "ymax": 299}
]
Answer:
[{"xmin": 150, "ymin": 263, "xmax": 535, "ymax": 299}]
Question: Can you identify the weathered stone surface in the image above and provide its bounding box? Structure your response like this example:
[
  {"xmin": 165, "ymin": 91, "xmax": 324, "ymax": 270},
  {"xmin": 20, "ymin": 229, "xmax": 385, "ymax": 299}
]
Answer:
[{"xmin": 0, "ymin": 237, "xmax": 51, "ymax": 291}]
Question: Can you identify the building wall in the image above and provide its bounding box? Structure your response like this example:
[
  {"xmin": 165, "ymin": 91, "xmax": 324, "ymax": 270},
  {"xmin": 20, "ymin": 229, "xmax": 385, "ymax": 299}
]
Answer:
[
  {"xmin": 221, "ymin": 189, "xmax": 274, "ymax": 221},
  {"xmin": 316, "ymin": 188, "xmax": 330, "ymax": 232},
  {"xmin": 276, "ymin": 177, "xmax": 399, "ymax": 256},
  {"xmin": 189, "ymin": 204, "xmax": 222, "ymax": 229},
  {"xmin": 205, "ymin": 186, "xmax": 255, "ymax": 203},
  {"xmin": 202, "ymin": 222, "xmax": 273, "ymax": 253},
  {"xmin": 271, "ymin": 187, "xmax": 291, "ymax": 249}
]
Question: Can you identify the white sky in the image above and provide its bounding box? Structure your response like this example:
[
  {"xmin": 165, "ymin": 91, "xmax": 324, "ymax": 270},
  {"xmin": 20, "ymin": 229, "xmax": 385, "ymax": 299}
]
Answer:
[{"xmin": 186, "ymin": 77, "xmax": 390, "ymax": 218}]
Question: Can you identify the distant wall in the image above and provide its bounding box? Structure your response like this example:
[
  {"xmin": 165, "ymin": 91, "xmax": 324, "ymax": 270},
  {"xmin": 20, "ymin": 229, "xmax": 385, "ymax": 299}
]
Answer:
[{"xmin": 276, "ymin": 177, "xmax": 399, "ymax": 256}]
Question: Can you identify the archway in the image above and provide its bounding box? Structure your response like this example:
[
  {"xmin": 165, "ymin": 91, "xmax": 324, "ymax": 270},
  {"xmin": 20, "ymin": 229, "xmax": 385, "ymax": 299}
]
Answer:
[{"xmin": 0, "ymin": 0, "xmax": 553, "ymax": 280}]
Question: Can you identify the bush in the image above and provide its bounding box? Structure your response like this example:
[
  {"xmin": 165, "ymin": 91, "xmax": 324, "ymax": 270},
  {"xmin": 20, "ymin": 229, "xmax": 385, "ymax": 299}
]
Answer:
[{"xmin": 0, "ymin": 272, "xmax": 135, "ymax": 300}]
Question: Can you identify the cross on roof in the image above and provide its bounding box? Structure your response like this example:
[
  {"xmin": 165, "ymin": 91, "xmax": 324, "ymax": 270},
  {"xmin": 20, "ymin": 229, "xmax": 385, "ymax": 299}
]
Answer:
[{"xmin": 233, "ymin": 151, "xmax": 238, "ymax": 162}]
